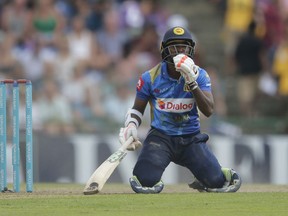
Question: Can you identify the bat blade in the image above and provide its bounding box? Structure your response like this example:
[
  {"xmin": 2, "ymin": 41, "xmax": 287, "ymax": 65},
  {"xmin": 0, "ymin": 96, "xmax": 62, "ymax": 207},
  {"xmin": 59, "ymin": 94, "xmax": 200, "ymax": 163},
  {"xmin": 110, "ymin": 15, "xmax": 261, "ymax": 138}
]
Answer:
[{"xmin": 83, "ymin": 137, "xmax": 133, "ymax": 195}]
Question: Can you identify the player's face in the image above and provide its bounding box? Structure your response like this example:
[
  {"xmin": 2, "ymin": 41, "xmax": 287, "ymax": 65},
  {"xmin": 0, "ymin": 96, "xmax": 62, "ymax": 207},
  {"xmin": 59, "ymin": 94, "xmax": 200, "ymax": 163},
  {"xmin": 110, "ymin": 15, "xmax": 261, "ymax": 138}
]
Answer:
[
  {"xmin": 161, "ymin": 39, "xmax": 194, "ymax": 64},
  {"xmin": 167, "ymin": 44, "xmax": 192, "ymax": 56},
  {"xmin": 166, "ymin": 40, "xmax": 193, "ymax": 57}
]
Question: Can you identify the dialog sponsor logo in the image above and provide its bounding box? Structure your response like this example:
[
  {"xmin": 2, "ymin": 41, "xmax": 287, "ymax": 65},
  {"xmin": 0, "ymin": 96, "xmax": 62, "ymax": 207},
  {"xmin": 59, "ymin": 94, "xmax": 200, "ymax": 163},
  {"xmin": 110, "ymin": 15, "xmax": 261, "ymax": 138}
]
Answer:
[{"xmin": 156, "ymin": 98, "xmax": 194, "ymax": 113}]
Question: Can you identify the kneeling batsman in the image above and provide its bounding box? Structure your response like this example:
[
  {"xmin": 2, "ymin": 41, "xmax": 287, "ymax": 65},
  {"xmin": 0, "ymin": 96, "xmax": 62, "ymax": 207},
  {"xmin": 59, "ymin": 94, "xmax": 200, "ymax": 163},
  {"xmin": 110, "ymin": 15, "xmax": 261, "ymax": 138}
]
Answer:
[{"xmin": 118, "ymin": 25, "xmax": 241, "ymax": 194}]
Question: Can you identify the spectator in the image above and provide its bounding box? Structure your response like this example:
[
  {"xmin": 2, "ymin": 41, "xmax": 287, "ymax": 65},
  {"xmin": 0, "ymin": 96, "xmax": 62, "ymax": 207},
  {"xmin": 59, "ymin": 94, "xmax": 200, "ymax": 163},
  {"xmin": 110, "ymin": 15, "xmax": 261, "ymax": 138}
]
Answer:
[
  {"xmin": 272, "ymin": 18, "xmax": 288, "ymax": 96},
  {"xmin": 96, "ymin": 8, "xmax": 128, "ymax": 66},
  {"xmin": 85, "ymin": 0, "xmax": 115, "ymax": 32},
  {"xmin": 52, "ymin": 34, "xmax": 76, "ymax": 84},
  {"xmin": 35, "ymin": 79, "xmax": 74, "ymax": 135},
  {"xmin": 221, "ymin": 0, "xmax": 255, "ymax": 73},
  {"xmin": 279, "ymin": 0, "xmax": 288, "ymax": 20},
  {"xmin": 271, "ymin": 17, "xmax": 288, "ymax": 130},
  {"xmin": 61, "ymin": 63, "xmax": 107, "ymax": 132},
  {"xmin": 112, "ymin": 24, "xmax": 160, "ymax": 88},
  {"xmin": 234, "ymin": 20, "xmax": 265, "ymax": 116},
  {"xmin": 119, "ymin": 0, "xmax": 168, "ymax": 37},
  {"xmin": 138, "ymin": 0, "xmax": 168, "ymax": 36},
  {"xmin": 0, "ymin": 35, "xmax": 23, "ymax": 79},
  {"xmin": 259, "ymin": 0, "xmax": 285, "ymax": 68},
  {"xmin": 112, "ymin": 38, "xmax": 144, "ymax": 87},
  {"xmin": 103, "ymin": 81, "xmax": 135, "ymax": 127},
  {"xmin": 15, "ymin": 39, "xmax": 53, "ymax": 90},
  {"xmin": 30, "ymin": 0, "xmax": 66, "ymax": 43},
  {"xmin": 133, "ymin": 22, "xmax": 161, "ymax": 67},
  {"xmin": 67, "ymin": 15, "xmax": 95, "ymax": 63},
  {"xmin": 119, "ymin": 0, "xmax": 146, "ymax": 36},
  {"xmin": 0, "ymin": 0, "xmax": 32, "ymax": 40},
  {"xmin": 67, "ymin": 14, "xmax": 110, "ymax": 72}
]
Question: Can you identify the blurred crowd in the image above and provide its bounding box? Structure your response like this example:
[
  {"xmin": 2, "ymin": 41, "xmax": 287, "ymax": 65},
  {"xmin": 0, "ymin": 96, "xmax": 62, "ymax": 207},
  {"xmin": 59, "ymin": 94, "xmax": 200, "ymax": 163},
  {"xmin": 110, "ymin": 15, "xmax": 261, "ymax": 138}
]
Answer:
[
  {"xmin": 0, "ymin": 0, "xmax": 176, "ymax": 135},
  {"xmin": 218, "ymin": 0, "xmax": 288, "ymax": 115},
  {"xmin": 0, "ymin": 0, "xmax": 287, "ymax": 135},
  {"xmin": 211, "ymin": 0, "xmax": 288, "ymax": 133}
]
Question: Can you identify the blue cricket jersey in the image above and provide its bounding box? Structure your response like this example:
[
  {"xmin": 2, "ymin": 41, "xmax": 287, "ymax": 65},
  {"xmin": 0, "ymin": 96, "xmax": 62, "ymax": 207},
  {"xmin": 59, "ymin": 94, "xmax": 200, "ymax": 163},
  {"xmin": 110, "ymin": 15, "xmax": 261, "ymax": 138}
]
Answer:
[{"xmin": 136, "ymin": 61, "xmax": 212, "ymax": 135}]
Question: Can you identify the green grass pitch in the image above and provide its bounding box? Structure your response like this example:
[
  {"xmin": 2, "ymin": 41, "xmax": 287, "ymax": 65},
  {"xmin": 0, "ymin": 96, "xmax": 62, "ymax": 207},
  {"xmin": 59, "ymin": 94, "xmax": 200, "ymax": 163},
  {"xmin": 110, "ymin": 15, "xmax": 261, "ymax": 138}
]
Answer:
[{"xmin": 0, "ymin": 183, "xmax": 287, "ymax": 216}]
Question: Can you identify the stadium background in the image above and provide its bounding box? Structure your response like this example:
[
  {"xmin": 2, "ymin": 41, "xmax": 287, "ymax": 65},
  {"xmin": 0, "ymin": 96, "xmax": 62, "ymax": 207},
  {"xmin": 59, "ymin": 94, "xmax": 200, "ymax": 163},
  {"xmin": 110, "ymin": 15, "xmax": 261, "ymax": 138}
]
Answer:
[{"xmin": 0, "ymin": 0, "xmax": 287, "ymax": 186}]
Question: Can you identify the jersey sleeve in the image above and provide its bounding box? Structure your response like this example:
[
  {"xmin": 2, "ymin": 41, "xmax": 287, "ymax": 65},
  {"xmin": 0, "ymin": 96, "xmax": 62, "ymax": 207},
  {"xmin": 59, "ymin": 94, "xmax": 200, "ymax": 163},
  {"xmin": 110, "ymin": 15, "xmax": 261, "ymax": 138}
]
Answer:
[
  {"xmin": 197, "ymin": 68, "xmax": 212, "ymax": 92},
  {"xmin": 136, "ymin": 71, "xmax": 151, "ymax": 101}
]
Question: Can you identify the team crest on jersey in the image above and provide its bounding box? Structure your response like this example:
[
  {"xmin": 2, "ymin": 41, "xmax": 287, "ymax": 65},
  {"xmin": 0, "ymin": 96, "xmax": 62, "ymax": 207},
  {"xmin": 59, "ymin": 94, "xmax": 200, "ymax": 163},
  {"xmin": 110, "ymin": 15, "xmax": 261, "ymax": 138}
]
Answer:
[
  {"xmin": 157, "ymin": 99, "xmax": 165, "ymax": 109},
  {"xmin": 156, "ymin": 98, "xmax": 194, "ymax": 113},
  {"xmin": 137, "ymin": 77, "xmax": 144, "ymax": 91},
  {"xmin": 173, "ymin": 27, "xmax": 185, "ymax": 35}
]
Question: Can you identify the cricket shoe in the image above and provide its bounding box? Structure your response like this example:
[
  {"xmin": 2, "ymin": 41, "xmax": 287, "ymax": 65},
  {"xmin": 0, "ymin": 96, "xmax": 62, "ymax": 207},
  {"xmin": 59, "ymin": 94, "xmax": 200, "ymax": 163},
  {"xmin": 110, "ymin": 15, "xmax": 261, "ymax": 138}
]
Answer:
[
  {"xmin": 129, "ymin": 176, "xmax": 164, "ymax": 194},
  {"xmin": 188, "ymin": 168, "xmax": 242, "ymax": 193},
  {"xmin": 206, "ymin": 168, "xmax": 242, "ymax": 193}
]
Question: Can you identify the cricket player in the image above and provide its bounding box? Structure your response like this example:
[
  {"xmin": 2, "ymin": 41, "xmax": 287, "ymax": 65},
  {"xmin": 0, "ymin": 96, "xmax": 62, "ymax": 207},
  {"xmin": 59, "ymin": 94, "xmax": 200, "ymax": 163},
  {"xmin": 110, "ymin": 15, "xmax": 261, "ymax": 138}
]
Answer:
[{"xmin": 119, "ymin": 26, "xmax": 242, "ymax": 193}]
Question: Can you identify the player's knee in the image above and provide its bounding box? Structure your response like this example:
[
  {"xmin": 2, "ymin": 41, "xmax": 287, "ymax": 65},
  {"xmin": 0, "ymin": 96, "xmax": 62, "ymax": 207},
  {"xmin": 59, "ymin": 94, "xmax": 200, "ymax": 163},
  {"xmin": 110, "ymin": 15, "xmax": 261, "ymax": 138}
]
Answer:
[
  {"xmin": 135, "ymin": 174, "xmax": 158, "ymax": 187},
  {"xmin": 133, "ymin": 161, "xmax": 164, "ymax": 187},
  {"xmin": 129, "ymin": 176, "xmax": 164, "ymax": 194}
]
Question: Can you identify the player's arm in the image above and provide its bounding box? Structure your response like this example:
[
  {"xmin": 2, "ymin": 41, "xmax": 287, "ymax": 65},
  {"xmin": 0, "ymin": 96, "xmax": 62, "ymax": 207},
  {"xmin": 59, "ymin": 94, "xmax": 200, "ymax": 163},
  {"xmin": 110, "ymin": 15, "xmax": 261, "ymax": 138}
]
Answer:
[
  {"xmin": 173, "ymin": 54, "xmax": 214, "ymax": 117},
  {"xmin": 190, "ymin": 88, "xmax": 214, "ymax": 117},
  {"xmin": 130, "ymin": 97, "xmax": 148, "ymax": 125},
  {"xmin": 119, "ymin": 97, "xmax": 148, "ymax": 151}
]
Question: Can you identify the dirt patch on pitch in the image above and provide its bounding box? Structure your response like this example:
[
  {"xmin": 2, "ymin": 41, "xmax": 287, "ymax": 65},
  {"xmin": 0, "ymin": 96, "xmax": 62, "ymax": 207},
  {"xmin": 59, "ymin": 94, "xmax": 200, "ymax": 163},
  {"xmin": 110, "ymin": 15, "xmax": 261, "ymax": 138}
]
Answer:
[
  {"xmin": 99, "ymin": 184, "xmax": 288, "ymax": 194},
  {"xmin": 237, "ymin": 184, "xmax": 288, "ymax": 192},
  {"xmin": 1, "ymin": 184, "xmax": 288, "ymax": 197}
]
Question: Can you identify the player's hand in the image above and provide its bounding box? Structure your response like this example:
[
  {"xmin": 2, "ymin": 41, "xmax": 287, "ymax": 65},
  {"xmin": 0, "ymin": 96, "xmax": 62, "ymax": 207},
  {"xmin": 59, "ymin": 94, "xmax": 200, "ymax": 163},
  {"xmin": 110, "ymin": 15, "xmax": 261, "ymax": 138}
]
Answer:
[
  {"xmin": 173, "ymin": 54, "xmax": 199, "ymax": 84},
  {"xmin": 119, "ymin": 123, "xmax": 142, "ymax": 151}
]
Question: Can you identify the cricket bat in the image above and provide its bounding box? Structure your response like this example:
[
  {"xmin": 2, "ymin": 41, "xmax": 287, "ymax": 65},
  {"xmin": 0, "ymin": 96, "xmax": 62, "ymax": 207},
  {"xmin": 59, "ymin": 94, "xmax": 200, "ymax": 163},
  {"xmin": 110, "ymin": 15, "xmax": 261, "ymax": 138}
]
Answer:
[{"xmin": 83, "ymin": 137, "xmax": 134, "ymax": 195}]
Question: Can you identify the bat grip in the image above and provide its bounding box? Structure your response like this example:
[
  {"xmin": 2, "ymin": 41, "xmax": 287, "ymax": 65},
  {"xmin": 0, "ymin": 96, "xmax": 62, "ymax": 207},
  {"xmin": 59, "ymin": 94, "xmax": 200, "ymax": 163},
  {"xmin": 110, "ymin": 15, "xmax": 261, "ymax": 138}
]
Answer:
[{"xmin": 120, "ymin": 136, "xmax": 134, "ymax": 151}]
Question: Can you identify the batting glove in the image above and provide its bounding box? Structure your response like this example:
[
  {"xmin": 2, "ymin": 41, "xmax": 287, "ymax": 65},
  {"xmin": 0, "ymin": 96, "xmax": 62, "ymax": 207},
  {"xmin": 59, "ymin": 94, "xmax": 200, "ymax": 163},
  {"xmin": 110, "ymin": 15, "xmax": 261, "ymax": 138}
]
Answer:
[
  {"xmin": 119, "ymin": 123, "xmax": 142, "ymax": 151},
  {"xmin": 173, "ymin": 54, "xmax": 199, "ymax": 84}
]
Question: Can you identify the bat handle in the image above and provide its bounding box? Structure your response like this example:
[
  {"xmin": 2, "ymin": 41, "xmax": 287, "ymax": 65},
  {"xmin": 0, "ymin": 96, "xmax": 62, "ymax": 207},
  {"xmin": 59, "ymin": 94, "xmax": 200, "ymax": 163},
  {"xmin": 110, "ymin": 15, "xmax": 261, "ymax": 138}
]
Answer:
[{"xmin": 120, "ymin": 136, "xmax": 134, "ymax": 151}]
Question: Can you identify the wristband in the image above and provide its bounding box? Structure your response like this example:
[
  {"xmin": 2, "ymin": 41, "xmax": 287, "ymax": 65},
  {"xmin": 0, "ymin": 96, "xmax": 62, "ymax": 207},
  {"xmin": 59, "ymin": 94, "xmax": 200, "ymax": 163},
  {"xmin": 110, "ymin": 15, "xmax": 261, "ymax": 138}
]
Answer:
[
  {"xmin": 188, "ymin": 81, "xmax": 198, "ymax": 91},
  {"xmin": 125, "ymin": 108, "xmax": 143, "ymax": 127}
]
